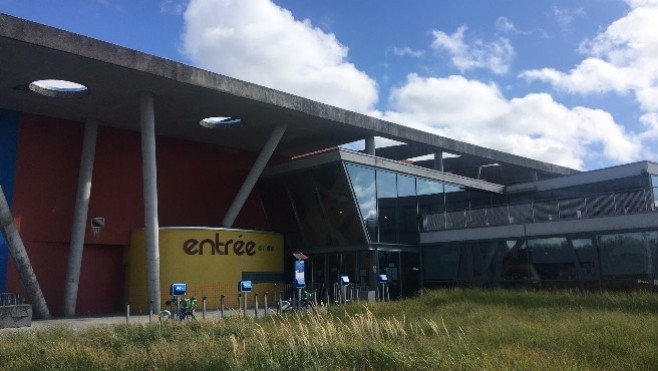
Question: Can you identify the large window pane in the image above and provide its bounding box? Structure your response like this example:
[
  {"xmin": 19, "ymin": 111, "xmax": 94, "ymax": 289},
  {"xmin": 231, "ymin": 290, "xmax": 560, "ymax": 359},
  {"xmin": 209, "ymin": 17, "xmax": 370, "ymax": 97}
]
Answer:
[
  {"xmin": 313, "ymin": 165, "xmax": 365, "ymax": 246},
  {"xmin": 377, "ymin": 170, "xmax": 397, "ymax": 243},
  {"xmin": 286, "ymin": 172, "xmax": 329, "ymax": 247},
  {"xmin": 397, "ymin": 175, "xmax": 417, "ymax": 244},
  {"xmin": 571, "ymin": 238, "xmax": 598, "ymax": 282},
  {"xmin": 346, "ymin": 164, "xmax": 377, "ymax": 242},
  {"xmin": 598, "ymin": 232, "xmax": 655, "ymax": 282},
  {"xmin": 527, "ymin": 237, "xmax": 577, "ymax": 283}
]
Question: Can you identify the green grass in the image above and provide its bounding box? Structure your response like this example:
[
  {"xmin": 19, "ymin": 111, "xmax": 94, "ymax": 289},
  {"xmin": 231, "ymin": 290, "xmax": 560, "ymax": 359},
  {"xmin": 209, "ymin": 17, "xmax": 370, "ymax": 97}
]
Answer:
[{"xmin": 2, "ymin": 289, "xmax": 658, "ymax": 370}]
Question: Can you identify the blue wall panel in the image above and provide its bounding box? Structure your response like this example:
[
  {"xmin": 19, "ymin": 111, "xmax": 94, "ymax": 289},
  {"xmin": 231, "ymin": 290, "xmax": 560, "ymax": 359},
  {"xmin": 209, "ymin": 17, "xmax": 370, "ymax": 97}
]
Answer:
[{"xmin": 0, "ymin": 109, "xmax": 19, "ymax": 291}]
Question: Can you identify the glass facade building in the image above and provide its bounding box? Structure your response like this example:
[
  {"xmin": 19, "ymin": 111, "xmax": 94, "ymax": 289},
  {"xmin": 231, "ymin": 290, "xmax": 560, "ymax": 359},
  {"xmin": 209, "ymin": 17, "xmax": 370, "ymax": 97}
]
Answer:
[{"xmin": 260, "ymin": 149, "xmax": 658, "ymax": 299}]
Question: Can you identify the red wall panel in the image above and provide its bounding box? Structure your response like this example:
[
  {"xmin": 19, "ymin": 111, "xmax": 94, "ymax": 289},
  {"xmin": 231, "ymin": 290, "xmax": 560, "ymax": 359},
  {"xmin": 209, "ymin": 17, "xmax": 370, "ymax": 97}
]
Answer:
[{"xmin": 7, "ymin": 114, "xmax": 268, "ymax": 315}]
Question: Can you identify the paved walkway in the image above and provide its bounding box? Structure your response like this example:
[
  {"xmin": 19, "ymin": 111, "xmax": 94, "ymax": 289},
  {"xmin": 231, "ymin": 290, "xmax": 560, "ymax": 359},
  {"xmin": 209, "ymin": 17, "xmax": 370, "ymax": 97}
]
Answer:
[{"xmin": 2, "ymin": 307, "xmax": 277, "ymax": 332}]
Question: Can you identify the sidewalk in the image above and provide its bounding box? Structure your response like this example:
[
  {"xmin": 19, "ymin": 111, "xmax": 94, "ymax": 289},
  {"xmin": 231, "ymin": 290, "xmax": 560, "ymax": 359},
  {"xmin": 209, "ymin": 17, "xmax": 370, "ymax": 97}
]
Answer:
[{"xmin": 2, "ymin": 307, "xmax": 276, "ymax": 332}]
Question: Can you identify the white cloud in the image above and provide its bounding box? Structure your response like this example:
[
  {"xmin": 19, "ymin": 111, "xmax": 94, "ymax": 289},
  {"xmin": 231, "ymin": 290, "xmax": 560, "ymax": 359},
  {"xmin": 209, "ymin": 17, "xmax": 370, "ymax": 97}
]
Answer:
[
  {"xmin": 521, "ymin": 4, "xmax": 658, "ymax": 101},
  {"xmin": 431, "ymin": 25, "xmax": 515, "ymax": 75},
  {"xmin": 391, "ymin": 46, "xmax": 425, "ymax": 58},
  {"xmin": 553, "ymin": 6, "xmax": 586, "ymax": 31},
  {"xmin": 161, "ymin": 0, "xmax": 187, "ymax": 15},
  {"xmin": 379, "ymin": 74, "xmax": 640, "ymax": 169},
  {"xmin": 181, "ymin": 0, "xmax": 378, "ymax": 113},
  {"xmin": 520, "ymin": 2, "xmax": 658, "ymax": 158}
]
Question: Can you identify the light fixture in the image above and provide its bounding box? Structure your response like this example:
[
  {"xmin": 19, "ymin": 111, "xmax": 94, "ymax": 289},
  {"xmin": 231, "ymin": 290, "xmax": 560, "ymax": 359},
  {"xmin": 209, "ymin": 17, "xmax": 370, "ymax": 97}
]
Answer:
[
  {"xmin": 29, "ymin": 79, "xmax": 88, "ymax": 98},
  {"xmin": 477, "ymin": 163, "xmax": 501, "ymax": 179},
  {"xmin": 200, "ymin": 116, "xmax": 241, "ymax": 128}
]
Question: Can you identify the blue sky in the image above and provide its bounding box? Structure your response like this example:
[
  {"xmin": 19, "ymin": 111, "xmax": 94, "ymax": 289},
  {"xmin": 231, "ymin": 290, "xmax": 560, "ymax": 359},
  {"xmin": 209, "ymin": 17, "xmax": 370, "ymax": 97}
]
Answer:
[{"xmin": 2, "ymin": 0, "xmax": 658, "ymax": 170}]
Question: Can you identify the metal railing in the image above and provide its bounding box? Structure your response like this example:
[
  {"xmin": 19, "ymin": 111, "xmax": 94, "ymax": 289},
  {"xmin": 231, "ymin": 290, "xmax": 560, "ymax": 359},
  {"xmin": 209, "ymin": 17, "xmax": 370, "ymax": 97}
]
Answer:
[
  {"xmin": 423, "ymin": 188, "xmax": 654, "ymax": 232},
  {"xmin": 0, "ymin": 293, "xmax": 24, "ymax": 306}
]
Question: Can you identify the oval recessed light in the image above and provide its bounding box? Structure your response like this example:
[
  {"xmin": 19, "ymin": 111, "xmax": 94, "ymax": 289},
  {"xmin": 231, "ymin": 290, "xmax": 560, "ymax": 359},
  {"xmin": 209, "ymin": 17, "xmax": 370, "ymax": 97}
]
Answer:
[
  {"xmin": 200, "ymin": 116, "xmax": 242, "ymax": 128},
  {"xmin": 29, "ymin": 79, "xmax": 88, "ymax": 98}
]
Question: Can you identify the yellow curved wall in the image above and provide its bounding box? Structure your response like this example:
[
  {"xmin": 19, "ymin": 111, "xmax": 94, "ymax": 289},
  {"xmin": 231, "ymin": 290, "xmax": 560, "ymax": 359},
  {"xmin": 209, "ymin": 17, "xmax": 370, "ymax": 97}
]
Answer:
[{"xmin": 126, "ymin": 228, "xmax": 283, "ymax": 312}]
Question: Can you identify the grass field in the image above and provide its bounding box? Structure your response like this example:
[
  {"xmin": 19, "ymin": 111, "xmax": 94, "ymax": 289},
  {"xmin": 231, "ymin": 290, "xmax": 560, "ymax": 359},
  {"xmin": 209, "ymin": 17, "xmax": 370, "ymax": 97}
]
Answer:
[{"xmin": 1, "ymin": 289, "xmax": 657, "ymax": 370}]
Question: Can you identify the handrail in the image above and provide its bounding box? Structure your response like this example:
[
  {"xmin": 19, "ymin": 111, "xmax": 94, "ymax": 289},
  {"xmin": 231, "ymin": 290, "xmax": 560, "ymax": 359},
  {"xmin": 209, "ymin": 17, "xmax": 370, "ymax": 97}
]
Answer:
[{"xmin": 423, "ymin": 188, "xmax": 654, "ymax": 232}]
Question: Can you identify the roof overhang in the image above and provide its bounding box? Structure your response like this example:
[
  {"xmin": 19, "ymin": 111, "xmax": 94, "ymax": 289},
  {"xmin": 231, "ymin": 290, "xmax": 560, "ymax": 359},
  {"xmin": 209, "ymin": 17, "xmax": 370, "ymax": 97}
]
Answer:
[{"xmin": 0, "ymin": 13, "xmax": 578, "ymax": 175}]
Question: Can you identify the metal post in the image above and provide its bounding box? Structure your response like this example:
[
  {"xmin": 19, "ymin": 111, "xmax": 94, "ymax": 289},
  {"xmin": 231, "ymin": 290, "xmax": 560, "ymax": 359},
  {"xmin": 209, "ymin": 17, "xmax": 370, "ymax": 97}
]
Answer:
[
  {"xmin": 222, "ymin": 124, "xmax": 287, "ymax": 227},
  {"xmin": 254, "ymin": 294, "xmax": 259, "ymax": 319},
  {"xmin": 0, "ymin": 185, "xmax": 50, "ymax": 319},
  {"xmin": 126, "ymin": 303, "xmax": 130, "ymax": 324},
  {"xmin": 297, "ymin": 288, "xmax": 302, "ymax": 310},
  {"xmin": 139, "ymin": 91, "xmax": 161, "ymax": 313},
  {"xmin": 149, "ymin": 300, "xmax": 153, "ymax": 323},
  {"xmin": 220, "ymin": 295, "xmax": 225, "ymax": 318},
  {"xmin": 264, "ymin": 292, "xmax": 268, "ymax": 316},
  {"xmin": 202, "ymin": 297, "xmax": 207, "ymax": 320},
  {"xmin": 63, "ymin": 118, "xmax": 98, "ymax": 317},
  {"xmin": 238, "ymin": 294, "xmax": 242, "ymax": 314},
  {"xmin": 243, "ymin": 293, "xmax": 248, "ymax": 317},
  {"xmin": 279, "ymin": 291, "xmax": 283, "ymax": 314}
]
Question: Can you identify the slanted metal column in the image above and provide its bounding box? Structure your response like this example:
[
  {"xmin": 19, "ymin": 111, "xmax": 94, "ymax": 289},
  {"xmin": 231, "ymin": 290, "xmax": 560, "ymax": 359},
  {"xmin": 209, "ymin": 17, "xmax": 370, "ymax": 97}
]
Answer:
[
  {"xmin": 140, "ymin": 91, "xmax": 161, "ymax": 312},
  {"xmin": 0, "ymin": 185, "xmax": 50, "ymax": 319},
  {"xmin": 434, "ymin": 152, "xmax": 444, "ymax": 171},
  {"xmin": 365, "ymin": 136, "xmax": 375, "ymax": 155},
  {"xmin": 222, "ymin": 124, "xmax": 287, "ymax": 228},
  {"xmin": 63, "ymin": 118, "xmax": 98, "ymax": 317}
]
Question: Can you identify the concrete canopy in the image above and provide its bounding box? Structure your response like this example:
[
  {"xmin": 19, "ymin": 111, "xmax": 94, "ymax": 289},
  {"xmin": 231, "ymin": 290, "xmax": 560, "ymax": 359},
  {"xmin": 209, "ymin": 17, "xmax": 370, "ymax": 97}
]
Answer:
[{"xmin": 0, "ymin": 14, "xmax": 576, "ymax": 176}]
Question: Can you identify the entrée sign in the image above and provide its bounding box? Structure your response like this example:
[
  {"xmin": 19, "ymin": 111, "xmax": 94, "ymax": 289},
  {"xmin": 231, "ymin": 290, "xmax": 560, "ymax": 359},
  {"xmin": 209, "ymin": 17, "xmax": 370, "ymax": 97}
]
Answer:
[{"xmin": 182, "ymin": 232, "xmax": 274, "ymax": 256}]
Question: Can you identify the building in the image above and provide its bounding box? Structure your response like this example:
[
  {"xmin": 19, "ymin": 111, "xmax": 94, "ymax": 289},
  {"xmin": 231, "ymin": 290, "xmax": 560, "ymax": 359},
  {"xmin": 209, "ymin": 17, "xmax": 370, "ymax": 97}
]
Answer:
[{"xmin": 0, "ymin": 15, "xmax": 656, "ymax": 316}]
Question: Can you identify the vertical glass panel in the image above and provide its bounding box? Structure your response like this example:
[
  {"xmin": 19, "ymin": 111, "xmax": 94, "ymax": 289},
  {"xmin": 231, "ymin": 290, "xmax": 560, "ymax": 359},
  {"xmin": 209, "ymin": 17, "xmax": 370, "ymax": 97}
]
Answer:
[
  {"xmin": 417, "ymin": 178, "xmax": 444, "ymax": 196},
  {"xmin": 313, "ymin": 165, "xmax": 365, "ymax": 246},
  {"xmin": 571, "ymin": 238, "xmax": 598, "ymax": 282},
  {"xmin": 418, "ymin": 179, "xmax": 444, "ymax": 231},
  {"xmin": 423, "ymin": 246, "xmax": 459, "ymax": 282},
  {"xmin": 286, "ymin": 173, "xmax": 329, "ymax": 247},
  {"xmin": 397, "ymin": 175, "xmax": 415, "ymax": 197},
  {"xmin": 340, "ymin": 252, "xmax": 357, "ymax": 283},
  {"xmin": 346, "ymin": 164, "xmax": 377, "ymax": 242},
  {"xmin": 377, "ymin": 170, "xmax": 397, "ymax": 243},
  {"xmin": 258, "ymin": 180, "xmax": 305, "ymax": 248},
  {"xmin": 444, "ymin": 184, "xmax": 468, "ymax": 212},
  {"xmin": 400, "ymin": 252, "xmax": 421, "ymax": 296},
  {"xmin": 397, "ymin": 175, "xmax": 417, "ymax": 244},
  {"xmin": 598, "ymin": 232, "xmax": 654, "ymax": 284},
  {"xmin": 502, "ymin": 239, "xmax": 529, "ymax": 282},
  {"xmin": 358, "ymin": 251, "xmax": 374, "ymax": 290},
  {"xmin": 527, "ymin": 237, "xmax": 577, "ymax": 283}
]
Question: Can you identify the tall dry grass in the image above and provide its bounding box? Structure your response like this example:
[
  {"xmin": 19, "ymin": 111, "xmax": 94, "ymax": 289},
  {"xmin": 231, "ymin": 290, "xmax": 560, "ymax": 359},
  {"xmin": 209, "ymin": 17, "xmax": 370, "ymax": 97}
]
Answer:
[{"xmin": 1, "ymin": 289, "xmax": 657, "ymax": 370}]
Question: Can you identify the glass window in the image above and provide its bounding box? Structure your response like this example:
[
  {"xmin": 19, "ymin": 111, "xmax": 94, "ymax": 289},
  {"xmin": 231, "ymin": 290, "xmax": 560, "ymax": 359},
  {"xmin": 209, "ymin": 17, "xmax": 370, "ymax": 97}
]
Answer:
[
  {"xmin": 571, "ymin": 238, "xmax": 598, "ymax": 281},
  {"xmin": 346, "ymin": 164, "xmax": 377, "ymax": 242},
  {"xmin": 397, "ymin": 175, "xmax": 417, "ymax": 244},
  {"xmin": 312, "ymin": 165, "xmax": 365, "ymax": 246},
  {"xmin": 377, "ymin": 170, "xmax": 397, "ymax": 243},
  {"xmin": 598, "ymin": 232, "xmax": 655, "ymax": 280},
  {"xmin": 417, "ymin": 179, "xmax": 443, "ymax": 196},
  {"xmin": 286, "ymin": 172, "xmax": 329, "ymax": 247},
  {"xmin": 527, "ymin": 237, "xmax": 577, "ymax": 282},
  {"xmin": 397, "ymin": 175, "xmax": 415, "ymax": 197},
  {"xmin": 501, "ymin": 239, "xmax": 530, "ymax": 282}
]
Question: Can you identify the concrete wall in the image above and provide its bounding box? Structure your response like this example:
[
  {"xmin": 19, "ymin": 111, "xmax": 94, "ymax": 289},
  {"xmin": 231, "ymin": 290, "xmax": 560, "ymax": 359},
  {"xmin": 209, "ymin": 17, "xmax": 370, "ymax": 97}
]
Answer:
[{"xmin": 0, "ymin": 305, "xmax": 32, "ymax": 328}]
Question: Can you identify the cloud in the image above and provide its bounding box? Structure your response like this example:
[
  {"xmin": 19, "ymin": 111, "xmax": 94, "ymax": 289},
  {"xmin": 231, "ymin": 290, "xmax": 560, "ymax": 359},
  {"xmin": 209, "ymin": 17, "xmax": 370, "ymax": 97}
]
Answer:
[
  {"xmin": 521, "ymin": 3, "xmax": 658, "ymax": 96},
  {"xmin": 379, "ymin": 74, "xmax": 640, "ymax": 169},
  {"xmin": 553, "ymin": 6, "xmax": 586, "ymax": 31},
  {"xmin": 521, "ymin": 1, "xmax": 658, "ymax": 147},
  {"xmin": 431, "ymin": 25, "xmax": 515, "ymax": 74},
  {"xmin": 391, "ymin": 46, "xmax": 425, "ymax": 58},
  {"xmin": 161, "ymin": 0, "xmax": 188, "ymax": 15},
  {"xmin": 181, "ymin": 0, "xmax": 378, "ymax": 113}
]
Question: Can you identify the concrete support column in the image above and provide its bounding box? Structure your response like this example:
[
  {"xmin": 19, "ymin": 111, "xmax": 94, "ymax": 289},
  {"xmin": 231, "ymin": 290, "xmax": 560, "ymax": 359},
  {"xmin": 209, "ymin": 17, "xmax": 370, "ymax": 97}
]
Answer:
[
  {"xmin": 365, "ymin": 136, "xmax": 375, "ymax": 155},
  {"xmin": 434, "ymin": 152, "xmax": 444, "ymax": 172},
  {"xmin": 140, "ymin": 91, "xmax": 161, "ymax": 312},
  {"xmin": 63, "ymin": 118, "xmax": 98, "ymax": 317},
  {"xmin": 222, "ymin": 123, "xmax": 287, "ymax": 228},
  {"xmin": 0, "ymin": 185, "xmax": 50, "ymax": 319}
]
